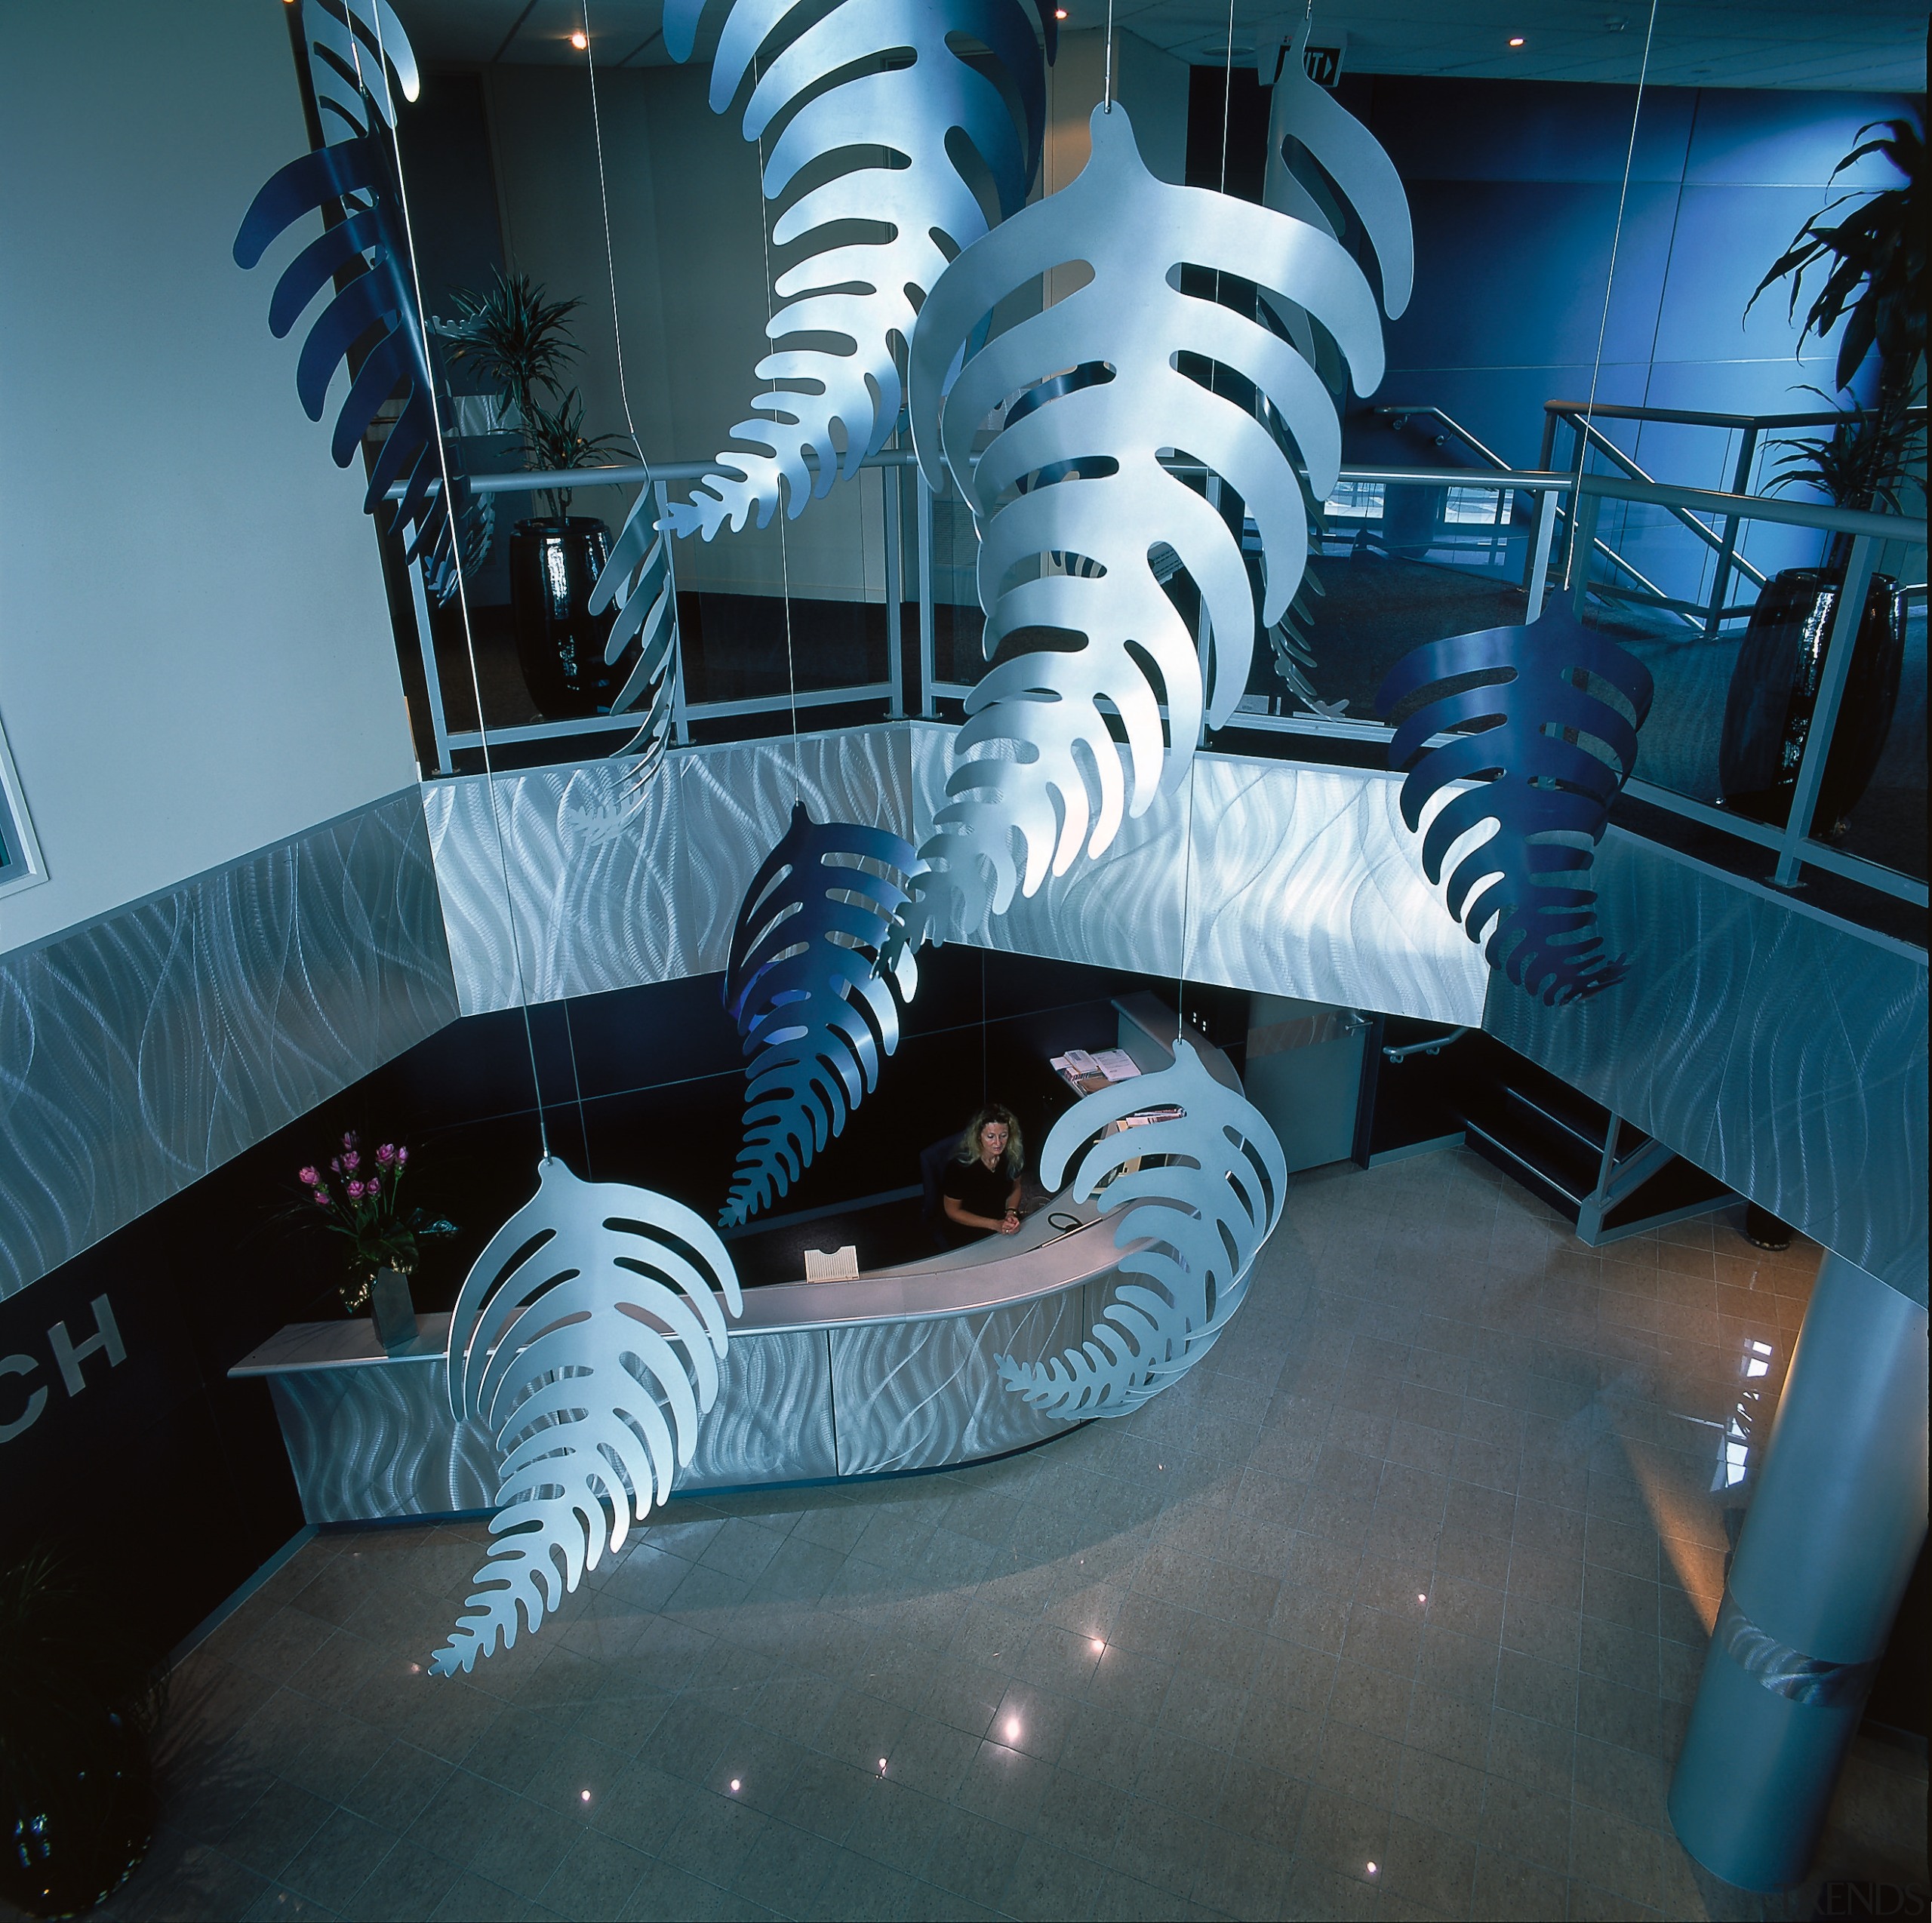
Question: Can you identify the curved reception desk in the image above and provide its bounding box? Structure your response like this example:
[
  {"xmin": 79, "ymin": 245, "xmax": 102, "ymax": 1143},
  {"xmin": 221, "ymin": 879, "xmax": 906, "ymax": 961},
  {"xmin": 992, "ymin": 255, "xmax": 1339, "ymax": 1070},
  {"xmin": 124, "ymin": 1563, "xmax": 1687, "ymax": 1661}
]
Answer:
[{"xmin": 232, "ymin": 994, "xmax": 1212, "ymax": 1527}]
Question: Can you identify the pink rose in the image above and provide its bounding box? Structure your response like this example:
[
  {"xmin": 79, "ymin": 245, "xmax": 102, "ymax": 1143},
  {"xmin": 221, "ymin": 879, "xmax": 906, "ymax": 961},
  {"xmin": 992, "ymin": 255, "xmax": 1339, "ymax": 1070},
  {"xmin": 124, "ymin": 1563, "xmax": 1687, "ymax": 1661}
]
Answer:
[
  {"xmin": 329, "ymin": 1157, "xmax": 342, "ymax": 1174},
  {"xmin": 376, "ymin": 1143, "xmax": 396, "ymax": 1165},
  {"xmin": 347, "ymin": 1180, "xmax": 366, "ymax": 1199},
  {"xmin": 342, "ymin": 1151, "xmax": 359, "ymax": 1172},
  {"xmin": 311, "ymin": 1188, "xmax": 330, "ymax": 1207},
  {"xmin": 343, "ymin": 1132, "xmax": 356, "ymax": 1149},
  {"xmin": 367, "ymin": 1174, "xmax": 381, "ymax": 1195},
  {"xmin": 297, "ymin": 1165, "xmax": 319, "ymax": 1186},
  {"xmin": 396, "ymin": 1146, "xmax": 409, "ymax": 1165}
]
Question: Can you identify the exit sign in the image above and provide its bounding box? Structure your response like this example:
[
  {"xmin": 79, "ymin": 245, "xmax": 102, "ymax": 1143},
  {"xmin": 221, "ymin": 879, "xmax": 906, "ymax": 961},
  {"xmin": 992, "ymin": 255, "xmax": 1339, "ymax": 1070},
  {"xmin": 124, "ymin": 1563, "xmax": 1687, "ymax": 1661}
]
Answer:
[{"xmin": 1304, "ymin": 43, "xmax": 1345, "ymax": 86}]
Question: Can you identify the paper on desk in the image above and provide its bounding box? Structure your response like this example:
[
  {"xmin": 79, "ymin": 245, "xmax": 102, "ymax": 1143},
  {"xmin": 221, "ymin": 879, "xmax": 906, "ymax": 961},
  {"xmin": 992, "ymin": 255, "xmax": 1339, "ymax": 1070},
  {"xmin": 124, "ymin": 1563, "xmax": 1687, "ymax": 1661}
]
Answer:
[{"xmin": 1092, "ymin": 1048, "xmax": 1142, "ymax": 1080}]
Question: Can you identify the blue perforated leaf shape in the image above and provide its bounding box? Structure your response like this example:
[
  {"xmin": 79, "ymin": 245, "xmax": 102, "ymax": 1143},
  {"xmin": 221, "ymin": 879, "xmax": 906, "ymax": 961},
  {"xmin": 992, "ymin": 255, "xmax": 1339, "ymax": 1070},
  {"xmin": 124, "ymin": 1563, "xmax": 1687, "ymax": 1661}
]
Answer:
[
  {"xmin": 432, "ymin": 1158, "xmax": 743, "ymax": 1674},
  {"xmin": 720, "ymin": 805, "xmax": 922, "ymax": 1228},
  {"xmin": 900, "ymin": 102, "xmax": 1403, "ymax": 941},
  {"xmin": 1375, "ymin": 606, "xmax": 1656, "ymax": 1006},
  {"xmin": 235, "ymin": 104, "xmax": 472, "ymax": 595},
  {"xmin": 998, "ymin": 1038, "xmax": 1287, "ymax": 1418}
]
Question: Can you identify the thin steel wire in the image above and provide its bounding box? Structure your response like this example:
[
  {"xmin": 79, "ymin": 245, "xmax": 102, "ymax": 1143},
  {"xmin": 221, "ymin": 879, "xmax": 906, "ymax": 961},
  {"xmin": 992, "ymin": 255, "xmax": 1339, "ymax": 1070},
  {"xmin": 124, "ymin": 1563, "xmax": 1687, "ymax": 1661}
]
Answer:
[
  {"xmin": 363, "ymin": 3, "xmax": 550, "ymax": 1159},
  {"xmin": 751, "ymin": 52, "xmax": 804, "ymax": 789},
  {"xmin": 1103, "ymin": 0, "xmax": 1115, "ymax": 109},
  {"xmin": 1575, "ymin": 0, "xmax": 1660, "ymax": 585},
  {"xmin": 583, "ymin": 3, "xmax": 645, "ymax": 463}
]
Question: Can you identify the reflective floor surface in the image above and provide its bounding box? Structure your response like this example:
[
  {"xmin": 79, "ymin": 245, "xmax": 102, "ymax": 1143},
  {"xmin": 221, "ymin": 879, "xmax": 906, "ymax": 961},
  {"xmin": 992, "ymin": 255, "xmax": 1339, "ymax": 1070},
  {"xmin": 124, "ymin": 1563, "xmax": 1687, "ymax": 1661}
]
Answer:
[{"xmin": 55, "ymin": 1151, "xmax": 1930, "ymax": 1921}]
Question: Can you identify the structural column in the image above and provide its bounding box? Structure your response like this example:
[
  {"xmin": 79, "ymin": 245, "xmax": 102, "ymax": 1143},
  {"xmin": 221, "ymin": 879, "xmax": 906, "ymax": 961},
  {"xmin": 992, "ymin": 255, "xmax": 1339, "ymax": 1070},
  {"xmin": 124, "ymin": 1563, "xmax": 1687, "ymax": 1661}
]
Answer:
[{"xmin": 1669, "ymin": 1251, "xmax": 1928, "ymax": 1889}]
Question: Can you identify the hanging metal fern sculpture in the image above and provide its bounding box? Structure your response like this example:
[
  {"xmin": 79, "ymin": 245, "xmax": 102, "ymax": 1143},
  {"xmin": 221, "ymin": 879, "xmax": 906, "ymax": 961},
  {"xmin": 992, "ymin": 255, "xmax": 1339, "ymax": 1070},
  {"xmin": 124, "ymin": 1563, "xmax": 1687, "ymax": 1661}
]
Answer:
[
  {"xmin": 586, "ymin": 491, "xmax": 678, "ymax": 781},
  {"xmin": 623, "ymin": 0, "xmax": 1053, "ymax": 546},
  {"xmin": 902, "ymin": 102, "xmax": 1402, "ymax": 940},
  {"xmin": 720, "ymin": 805, "xmax": 922, "ymax": 1228},
  {"xmin": 999, "ymin": 1038, "xmax": 1286, "ymax": 1418},
  {"xmin": 431, "ymin": 1159, "xmax": 743, "ymax": 1674},
  {"xmin": 1375, "ymin": 605, "xmax": 1655, "ymax": 1005},
  {"xmin": 235, "ymin": 0, "xmax": 474, "ymax": 595}
]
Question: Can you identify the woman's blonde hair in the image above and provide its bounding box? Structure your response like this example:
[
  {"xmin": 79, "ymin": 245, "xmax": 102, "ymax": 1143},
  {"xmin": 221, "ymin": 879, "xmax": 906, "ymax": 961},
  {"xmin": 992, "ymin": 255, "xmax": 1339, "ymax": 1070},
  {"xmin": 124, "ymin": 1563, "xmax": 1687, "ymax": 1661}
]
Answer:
[{"xmin": 956, "ymin": 1104, "xmax": 1023, "ymax": 1177}]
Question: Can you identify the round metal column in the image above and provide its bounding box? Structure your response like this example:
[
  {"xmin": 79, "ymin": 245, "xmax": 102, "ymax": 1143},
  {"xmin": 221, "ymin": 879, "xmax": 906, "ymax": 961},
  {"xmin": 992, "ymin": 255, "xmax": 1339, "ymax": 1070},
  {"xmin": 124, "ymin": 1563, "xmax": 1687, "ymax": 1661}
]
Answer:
[{"xmin": 1669, "ymin": 1251, "xmax": 1928, "ymax": 1890}]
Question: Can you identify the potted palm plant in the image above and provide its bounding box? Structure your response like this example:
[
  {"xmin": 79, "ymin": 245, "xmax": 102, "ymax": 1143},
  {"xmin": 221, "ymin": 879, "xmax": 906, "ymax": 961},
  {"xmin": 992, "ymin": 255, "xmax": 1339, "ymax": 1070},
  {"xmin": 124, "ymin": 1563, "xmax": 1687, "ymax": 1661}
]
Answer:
[
  {"xmin": 443, "ymin": 272, "xmax": 634, "ymax": 720},
  {"xmin": 1720, "ymin": 118, "xmax": 1923, "ymax": 834}
]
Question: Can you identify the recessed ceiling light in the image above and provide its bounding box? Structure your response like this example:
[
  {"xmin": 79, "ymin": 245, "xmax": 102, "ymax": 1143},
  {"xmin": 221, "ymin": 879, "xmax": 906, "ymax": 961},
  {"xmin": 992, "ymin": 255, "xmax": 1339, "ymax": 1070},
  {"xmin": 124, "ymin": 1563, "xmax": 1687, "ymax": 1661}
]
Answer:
[
  {"xmin": 569, "ymin": 29, "xmax": 588, "ymax": 49},
  {"xmin": 1054, "ymin": 6, "xmax": 1068, "ymax": 17},
  {"xmin": 1508, "ymin": 35, "xmax": 1526, "ymax": 47}
]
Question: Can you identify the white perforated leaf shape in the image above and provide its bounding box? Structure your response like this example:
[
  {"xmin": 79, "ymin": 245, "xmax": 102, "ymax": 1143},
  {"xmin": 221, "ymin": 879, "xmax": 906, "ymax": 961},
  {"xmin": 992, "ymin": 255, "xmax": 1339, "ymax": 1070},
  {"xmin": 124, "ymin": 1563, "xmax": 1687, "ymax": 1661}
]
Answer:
[
  {"xmin": 617, "ymin": 0, "xmax": 1048, "ymax": 546},
  {"xmin": 903, "ymin": 103, "xmax": 1395, "ymax": 940},
  {"xmin": 998, "ymin": 1038, "xmax": 1287, "ymax": 1418},
  {"xmin": 430, "ymin": 1159, "xmax": 743, "ymax": 1675}
]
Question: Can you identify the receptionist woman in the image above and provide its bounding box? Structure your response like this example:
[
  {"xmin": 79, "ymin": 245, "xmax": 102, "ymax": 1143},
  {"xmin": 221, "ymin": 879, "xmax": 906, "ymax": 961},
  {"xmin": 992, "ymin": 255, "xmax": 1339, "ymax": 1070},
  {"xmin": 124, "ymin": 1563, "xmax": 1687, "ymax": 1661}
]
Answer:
[{"xmin": 941, "ymin": 1106, "xmax": 1025, "ymax": 1240}]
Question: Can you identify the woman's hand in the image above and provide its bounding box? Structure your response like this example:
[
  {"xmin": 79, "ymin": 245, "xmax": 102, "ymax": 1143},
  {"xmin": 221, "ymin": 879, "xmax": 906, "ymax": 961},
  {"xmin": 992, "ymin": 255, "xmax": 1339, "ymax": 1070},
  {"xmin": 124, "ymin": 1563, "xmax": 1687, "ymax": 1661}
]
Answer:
[{"xmin": 998, "ymin": 1211, "xmax": 1020, "ymax": 1235}]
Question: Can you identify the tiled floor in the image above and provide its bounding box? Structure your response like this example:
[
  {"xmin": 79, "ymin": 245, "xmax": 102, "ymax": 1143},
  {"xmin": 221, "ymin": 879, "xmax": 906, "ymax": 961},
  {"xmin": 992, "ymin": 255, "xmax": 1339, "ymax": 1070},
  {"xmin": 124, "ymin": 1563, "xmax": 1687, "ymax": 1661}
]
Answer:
[{"xmin": 67, "ymin": 1151, "xmax": 1930, "ymax": 1921}]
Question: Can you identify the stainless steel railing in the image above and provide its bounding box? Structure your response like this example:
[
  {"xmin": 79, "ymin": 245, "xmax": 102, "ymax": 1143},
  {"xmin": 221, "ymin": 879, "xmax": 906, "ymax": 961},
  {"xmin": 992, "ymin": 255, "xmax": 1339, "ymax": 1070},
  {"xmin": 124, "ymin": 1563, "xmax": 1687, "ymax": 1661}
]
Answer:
[{"xmin": 395, "ymin": 445, "xmax": 1926, "ymax": 915}]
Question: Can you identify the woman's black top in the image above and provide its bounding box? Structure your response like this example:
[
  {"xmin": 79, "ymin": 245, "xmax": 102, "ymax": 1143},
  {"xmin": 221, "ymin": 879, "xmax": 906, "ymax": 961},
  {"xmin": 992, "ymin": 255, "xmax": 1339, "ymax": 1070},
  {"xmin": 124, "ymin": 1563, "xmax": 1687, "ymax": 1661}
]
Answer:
[{"xmin": 940, "ymin": 1156, "xmax": 1014, "ymax": 1230}]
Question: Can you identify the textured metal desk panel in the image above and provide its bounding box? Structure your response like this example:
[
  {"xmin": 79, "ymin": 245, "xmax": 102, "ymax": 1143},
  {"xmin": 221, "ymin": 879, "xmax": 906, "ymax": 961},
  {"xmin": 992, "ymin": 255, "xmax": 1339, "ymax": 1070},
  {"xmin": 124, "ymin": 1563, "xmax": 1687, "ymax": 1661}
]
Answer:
[
  {"xmin": 680, "ymin": 1328, "xmax": 839, "ymax": 1490},
  {"xmin": 267, "ymin": 1364, "xmax": 498, "ymax": 1524},
  {"xmin": 829, "ymin": 1281, "xmax": 1097, "ymax": 1476}
]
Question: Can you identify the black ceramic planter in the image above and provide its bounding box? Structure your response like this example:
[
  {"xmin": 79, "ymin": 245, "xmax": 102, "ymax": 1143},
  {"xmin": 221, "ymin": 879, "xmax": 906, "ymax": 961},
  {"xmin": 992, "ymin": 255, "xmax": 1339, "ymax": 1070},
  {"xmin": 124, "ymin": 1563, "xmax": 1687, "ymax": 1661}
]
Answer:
[
  {"xmin": 1717, "ymin": 566, "xmax": 1904, "ymax": 834},
  {"xmin": 508, "ymin": 516, "xmax": 623, "ymax": 720}
]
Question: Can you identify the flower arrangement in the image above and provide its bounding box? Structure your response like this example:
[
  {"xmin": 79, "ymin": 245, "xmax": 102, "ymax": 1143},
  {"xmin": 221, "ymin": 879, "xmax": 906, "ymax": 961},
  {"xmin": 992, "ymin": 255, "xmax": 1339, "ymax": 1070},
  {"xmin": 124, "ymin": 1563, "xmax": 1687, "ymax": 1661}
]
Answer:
[{"xmin": 297, "ymin": 1132, "xmax": 457, "ymax": 1313}]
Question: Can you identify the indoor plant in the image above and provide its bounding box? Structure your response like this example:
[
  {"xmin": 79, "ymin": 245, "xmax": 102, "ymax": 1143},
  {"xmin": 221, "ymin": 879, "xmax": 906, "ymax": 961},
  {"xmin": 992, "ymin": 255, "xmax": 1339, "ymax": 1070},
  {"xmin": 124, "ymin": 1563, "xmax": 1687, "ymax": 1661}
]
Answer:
[
  {"xmin": 0, "ymin": 1549, "xmax": 167, "ymax": 1918},
  {"xmin": 1720, "ymin": 118, "xmax": 1923, "ymax": 833},
  {"xmin": 297, "ymin": 1132, "xmax": 454, "ymax": 1348},
  {"xmin": 443, "ymin": 272, "xmax": 634, "ymax": 719}
]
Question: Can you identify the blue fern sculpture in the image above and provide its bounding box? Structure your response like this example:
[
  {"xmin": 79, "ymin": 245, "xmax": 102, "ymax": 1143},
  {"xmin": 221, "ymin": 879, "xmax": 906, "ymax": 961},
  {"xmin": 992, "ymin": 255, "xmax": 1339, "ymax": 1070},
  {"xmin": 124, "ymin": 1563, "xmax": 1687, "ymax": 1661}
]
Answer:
[
  {"xmin": 900, "ymin": 103, "xmax": 1405, "ymax": 942},
  {"xmin": 998, "ymin": 1038, "xmax": 1287, "ymax": 1417},
  {"xmin": 619, "ymin": 0, "xmax": 1054, "ymax": 546},
  {"xmin": 235, "ymin": 1, "xmax": 473, "ymax": 596},
  {"xmin": 432, "ymin": 1158, "xmax": 743, "ymax": 1673},
  {"xmin": 721, "ymin": 805, "xmax": 921, "ymax": 1228},
  {"xmin": 1375, "ymin": 605, "xmax": 1655, "ymax": 1005}
]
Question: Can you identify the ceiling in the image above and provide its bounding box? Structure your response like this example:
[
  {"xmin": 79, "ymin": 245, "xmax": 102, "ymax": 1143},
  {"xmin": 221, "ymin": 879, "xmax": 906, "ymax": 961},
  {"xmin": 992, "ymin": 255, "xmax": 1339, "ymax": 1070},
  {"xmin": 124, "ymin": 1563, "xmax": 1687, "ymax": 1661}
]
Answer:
[{"xmin": 392, "ymin": 0, "xmax": 1926, "ymax": 91}]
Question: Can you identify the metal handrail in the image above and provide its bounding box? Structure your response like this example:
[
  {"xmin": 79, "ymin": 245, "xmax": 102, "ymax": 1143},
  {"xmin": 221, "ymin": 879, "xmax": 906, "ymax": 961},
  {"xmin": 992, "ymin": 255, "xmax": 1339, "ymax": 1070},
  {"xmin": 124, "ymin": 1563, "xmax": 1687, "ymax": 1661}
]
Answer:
[
  {"xmin": 1544, "ymin": 398, "xmax": 1925, "ymax": 433},
  {"xmin": 400, "ymin": 448, "xmax": 1927, "ymax": 920}
]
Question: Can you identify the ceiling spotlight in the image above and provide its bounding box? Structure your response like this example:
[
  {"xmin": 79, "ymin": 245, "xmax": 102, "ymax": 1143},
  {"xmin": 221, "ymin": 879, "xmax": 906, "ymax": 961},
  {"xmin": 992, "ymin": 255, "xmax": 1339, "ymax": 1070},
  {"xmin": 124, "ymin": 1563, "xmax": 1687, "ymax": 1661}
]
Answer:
[
  {"xmin": 1005, "ymin": 1718, "xmax": 1022, "ymax": 1740},
  {"xmin": 1091, "ymin": 1638, "xmax": 1105, "ymax": 1653},
  {"xmin": 729, "ymin": 1778, "xmax": 740, "ymax": 1793},
  {"xmin": 570, "ymin": 29, "xmax": 588, "ymax": 49},
  {"xmin": 1054, "ymin": 6, "xmax": 1068, "ymax": 16},
  {"xmin": 1507, "ymin": 35, "xmax": 1525, "ymax": 46}
]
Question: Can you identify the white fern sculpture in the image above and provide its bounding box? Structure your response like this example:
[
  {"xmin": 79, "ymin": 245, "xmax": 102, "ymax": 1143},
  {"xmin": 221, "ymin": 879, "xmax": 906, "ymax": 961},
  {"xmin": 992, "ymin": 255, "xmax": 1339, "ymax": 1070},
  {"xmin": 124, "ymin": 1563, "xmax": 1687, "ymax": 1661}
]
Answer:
[
  {"xmin": 999, "ymin": 1037, "xmax": 1287, "ymax": 1418},
  {"xmin": 902, "ymin": 100, "xmax": 1407, "ymax": 942},
  {"xmin": 615, "ymin": 0, "xmax": 1051, "ymax": 549},
  {"xmin": 430, "ymin": 1159, "xmax": 743, "ymax": 1675}
]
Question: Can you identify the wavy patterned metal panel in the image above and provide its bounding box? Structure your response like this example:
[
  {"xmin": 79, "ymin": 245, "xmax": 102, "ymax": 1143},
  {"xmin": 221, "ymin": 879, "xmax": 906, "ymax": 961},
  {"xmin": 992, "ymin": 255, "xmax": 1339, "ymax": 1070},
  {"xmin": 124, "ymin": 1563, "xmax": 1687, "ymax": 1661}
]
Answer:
[
  {"xmin": 829, "ymin": 1285, "xmax": 1097, "ymax": 1476},
  {"xmin": 1484, "ymin": 832, "xmax": 1927, "ymax": 1300},
  {"xmin": 680, "ymin": 1328, "xmax": 838, "ymax": 1489},
  {"xmin": 269, "ymin": 1365, "xmax": 497, "ymax": 1524},
  {"xmin": 907, "ymin": 726, "xmax": 1491, "ymax": 1026},
  {"xmin": 0, "ymin": 789, "xmax": 458, "ymax": 1298},
  {"xmin": 423, "ymin": 728, "xmax": 918, "ymax": 1014}
]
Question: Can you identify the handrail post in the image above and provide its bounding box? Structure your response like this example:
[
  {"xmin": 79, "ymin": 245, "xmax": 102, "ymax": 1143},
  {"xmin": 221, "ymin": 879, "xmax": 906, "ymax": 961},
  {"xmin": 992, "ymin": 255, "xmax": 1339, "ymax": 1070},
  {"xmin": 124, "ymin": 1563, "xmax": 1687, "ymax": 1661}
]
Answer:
[
  {"xmin": 916, "ymin": 470, "xmax": 936, "ymax": 719},
  {"xmin": 1525, "ymin": 485, "xmax": 1558, "ymax": 620},
  {"xmin": 882, "ymin": 458, "xmax": 904, "ymax": 720},
  {"xmin": 1568, "ymin": 483, "xmax": 1602, "ymax": 617},
  {"xmin": 657, "ymin": 479, "xmax": 691, "ymax": 746},
  {"xmin": 1704, "ymin": 425, "xmax": 1759, "ymax": 641},
  {"xmin": 407, "ymin": 551, "xmax": 454, "ymax": 777},
  {"xmin": 1772, "ymin": 534, "xmax": 1875, "ymax": 888}
]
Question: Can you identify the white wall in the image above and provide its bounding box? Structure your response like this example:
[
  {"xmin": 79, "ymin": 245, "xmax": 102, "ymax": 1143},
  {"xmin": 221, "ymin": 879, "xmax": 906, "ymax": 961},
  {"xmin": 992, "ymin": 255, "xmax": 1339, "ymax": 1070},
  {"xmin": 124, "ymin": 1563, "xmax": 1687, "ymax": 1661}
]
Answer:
[{"xmin": 0, "ymin": 0, "xmax": 419, "ymax": 954}]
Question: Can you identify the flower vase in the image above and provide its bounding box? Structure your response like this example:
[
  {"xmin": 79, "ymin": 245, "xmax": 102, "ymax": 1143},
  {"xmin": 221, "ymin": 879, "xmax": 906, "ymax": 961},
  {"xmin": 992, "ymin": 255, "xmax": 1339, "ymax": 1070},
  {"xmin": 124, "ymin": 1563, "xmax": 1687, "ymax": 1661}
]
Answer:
[{"xmin": 369, "ymin": 1267, "xmax": 419, "ymax": 1352}]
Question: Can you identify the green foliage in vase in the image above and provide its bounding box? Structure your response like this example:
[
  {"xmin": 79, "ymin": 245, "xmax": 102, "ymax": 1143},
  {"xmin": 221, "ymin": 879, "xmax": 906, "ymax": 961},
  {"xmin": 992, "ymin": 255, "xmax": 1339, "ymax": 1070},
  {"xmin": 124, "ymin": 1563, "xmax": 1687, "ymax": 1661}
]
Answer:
[
  {"xmin": 294, "ymin": 1131, "xmax": 456, "ymax": 1312},
  {"xmin": 442, "ymin": 270, "xmax": 629, "ymax": 518}
]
